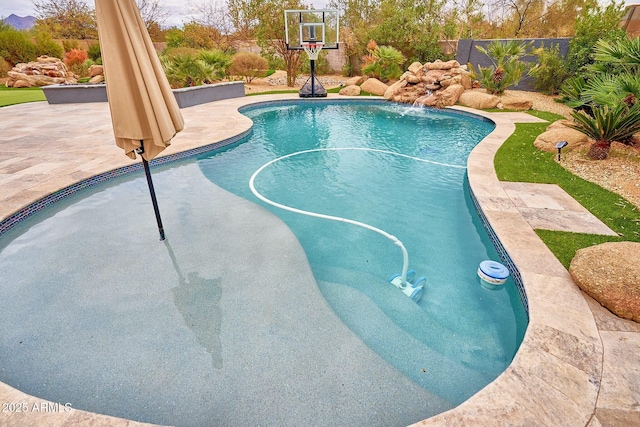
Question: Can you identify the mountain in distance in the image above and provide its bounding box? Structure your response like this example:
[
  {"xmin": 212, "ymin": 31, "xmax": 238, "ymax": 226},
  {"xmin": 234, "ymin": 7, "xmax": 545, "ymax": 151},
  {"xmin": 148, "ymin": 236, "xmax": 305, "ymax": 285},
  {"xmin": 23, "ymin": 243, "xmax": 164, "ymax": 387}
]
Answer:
[{"xmin": 2, "ymin": 14, "xmax": 36, "ymax": 30}]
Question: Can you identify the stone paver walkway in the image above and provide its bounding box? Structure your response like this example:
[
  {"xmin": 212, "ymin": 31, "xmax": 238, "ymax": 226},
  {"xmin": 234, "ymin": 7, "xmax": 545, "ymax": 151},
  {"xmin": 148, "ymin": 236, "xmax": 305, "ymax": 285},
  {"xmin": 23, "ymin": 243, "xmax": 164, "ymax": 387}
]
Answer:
[
  {"xmin": 0, "ymin": 97, "xmax": 638, "ymax": 426},
  {"xmin": 502, "ymin": 182, "xmax": 618, "ymax": 236}
]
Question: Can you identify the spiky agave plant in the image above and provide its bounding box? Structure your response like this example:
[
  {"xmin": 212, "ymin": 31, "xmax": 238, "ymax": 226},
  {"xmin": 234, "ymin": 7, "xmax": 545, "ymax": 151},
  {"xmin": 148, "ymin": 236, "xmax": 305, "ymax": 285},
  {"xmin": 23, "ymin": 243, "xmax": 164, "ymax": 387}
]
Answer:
[{"xmin": 567, "ymin": 102, "xmax": 640, "ymax": 160}]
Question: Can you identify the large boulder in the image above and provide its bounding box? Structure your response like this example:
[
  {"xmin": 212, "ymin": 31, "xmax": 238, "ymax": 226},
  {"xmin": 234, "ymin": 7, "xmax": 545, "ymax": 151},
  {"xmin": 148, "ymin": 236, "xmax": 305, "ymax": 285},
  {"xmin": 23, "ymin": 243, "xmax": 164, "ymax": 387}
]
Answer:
[
  {"xmin": 534, "ymin": 121, "xmax": 590, "ymax": 153},
  {"xmin": 12, "ymin": 80, "xmax": 31, "ymax": 88},
  {"xmin": 407, "ymin": 61, "xmax": 423, "ymax": 74},
  {"xmin": 344, "ymin": 75, "xmax": 367, "ymax": 86},
  {"xmin": 339, "ymin": 84, "xmax": 361, "ymax": 96},
  {"xmin": 569, "ymin": 242, "xmax": 640, "ymax": 323},
  {"xmin": 437, "ymin": 84, "xmax": 465, "ymax": 108},
  {"xmin": 413, "ymin": 93, "xmax": 439, "ymax": 107},
  {"xmin": 89, "ymin": 64, "xmax": 104, "ymax": 77},
  {"xmin": 499, "ymin": 98, "xmax": 533, "ymax": 111},
  {"xmin": 383, "ymin": 79, "xmax": 407, "ymax": 100},
  {"xmin": 457, "ymin": 90, "xmax": 500, "ymax": 109},
  {"xmin": 440, "ymin": 73, "xmax": 472, "ymax": 90},
  {"xmin": 360, "ymin": 77, "xmax": 389, "ymax": 96}
]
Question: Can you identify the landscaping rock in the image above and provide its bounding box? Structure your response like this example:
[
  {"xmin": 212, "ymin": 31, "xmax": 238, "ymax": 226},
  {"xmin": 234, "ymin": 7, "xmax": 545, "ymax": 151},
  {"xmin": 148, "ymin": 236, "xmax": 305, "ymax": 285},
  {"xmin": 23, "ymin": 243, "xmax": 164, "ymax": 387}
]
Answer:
[
  {"xmin": 413, "ymin": 93, "xmax": 439, "ymax": 107},
  {"xmin": 499, "ymin": 98, "xmax": 533, "ymax": 111},
  {"xmin": 383, "ymin": 79, "xmax": 407, "ymax": 100},
  {"xmin": 407, "ymin": 61, "xmax": 423, "ymax": 74},
  {"xmin": 339, "ymin": 84, "xmax": 361, "ymax": 96},
  {"xmin": 425, "ymin": 59, "xmax": 460, "ymax": 70},
  {"xmin": 437, "ymin": 84, "xmax": 465, "ymax": 108},
  {"xmin": 388, "ymin": 60, "xmax": 472, "ymax": 107},
  {"xmin": 89, "ymin": 65, "xmax": 104, "ymax": 77},
  {"xmin": 569, "ymin": 242, "xmax": 640, "ymax": 323},
  {"xmin": 89, "ymin": 75, "xmax": 105, "ymax": 84},
  {"xmin": 534, "ymin": 125, "xmax": 590, "ymax": 153},
  {"xmin": 6, "ymin": 56, "xmax": 76, "ymax": 87},
  {"xmin": 360, "ymin": 77, "xmax": 388, "ymax": 96},
  {"xmin": 344, "ymin": 75, "xmax": 367, "ymax": 86},
  {"xmin": 12, "ymin": 80, "xmax": 31, "ymax": 88},
  {"xmin": 457, "ymin": 90, "xmax": 500, "ymax": 109}
]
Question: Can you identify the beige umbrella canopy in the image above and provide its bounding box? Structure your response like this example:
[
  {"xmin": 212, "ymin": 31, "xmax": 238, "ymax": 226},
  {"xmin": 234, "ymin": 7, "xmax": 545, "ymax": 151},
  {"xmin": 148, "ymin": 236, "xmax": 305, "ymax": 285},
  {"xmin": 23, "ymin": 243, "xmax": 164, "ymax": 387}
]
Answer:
[
  {"xmin": 95, "ymin": 0, "xmax": 184, "ymax": 160},
  {"xmin": 95, "ymin": 0, "xmax": 185, "ymax": 240}
]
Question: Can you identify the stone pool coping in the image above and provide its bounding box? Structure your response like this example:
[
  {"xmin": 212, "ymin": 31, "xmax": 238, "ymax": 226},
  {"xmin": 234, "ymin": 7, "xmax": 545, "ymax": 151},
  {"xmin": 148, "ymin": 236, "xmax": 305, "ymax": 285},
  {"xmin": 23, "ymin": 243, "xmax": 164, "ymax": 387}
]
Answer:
[{"xmin": 0, "ymin": 95, "xmax": 638, "ymax": 426}]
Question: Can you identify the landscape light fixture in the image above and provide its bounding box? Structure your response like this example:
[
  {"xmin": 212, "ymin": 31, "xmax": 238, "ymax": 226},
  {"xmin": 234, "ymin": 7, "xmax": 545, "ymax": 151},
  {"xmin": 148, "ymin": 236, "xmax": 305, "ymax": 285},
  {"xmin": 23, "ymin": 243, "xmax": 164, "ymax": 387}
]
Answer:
[{"xmin": 555, "ymin": 141, "xmax": 568, "ymax": 161}]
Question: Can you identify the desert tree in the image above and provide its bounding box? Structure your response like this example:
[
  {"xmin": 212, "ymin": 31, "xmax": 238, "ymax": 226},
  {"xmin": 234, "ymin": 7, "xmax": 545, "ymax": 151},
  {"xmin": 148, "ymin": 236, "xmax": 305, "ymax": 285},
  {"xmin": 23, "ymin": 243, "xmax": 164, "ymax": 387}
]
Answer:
[{"xmin": 33, "ymin": 0, "xmax": 97, "ymax": 39}]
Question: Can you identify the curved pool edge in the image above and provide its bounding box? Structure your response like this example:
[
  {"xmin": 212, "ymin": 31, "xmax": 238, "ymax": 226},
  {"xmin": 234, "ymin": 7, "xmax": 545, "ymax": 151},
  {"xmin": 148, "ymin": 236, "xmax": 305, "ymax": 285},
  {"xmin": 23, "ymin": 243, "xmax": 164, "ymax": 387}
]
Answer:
[
  {"xmin": 410, "ymin": 106, "xmax": 603, "ymax": 426},
  {"xmin": 0, "ymin": 96, "xmax": 604, "ymax": 426}
]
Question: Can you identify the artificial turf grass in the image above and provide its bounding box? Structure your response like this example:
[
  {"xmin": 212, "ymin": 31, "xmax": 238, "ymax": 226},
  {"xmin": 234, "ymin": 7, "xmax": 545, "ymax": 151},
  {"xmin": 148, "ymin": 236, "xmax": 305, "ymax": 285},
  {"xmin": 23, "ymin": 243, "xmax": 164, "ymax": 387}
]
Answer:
[
  {"xmin": 0, "ymin": 85, "xmax": 46, "ymax": 107},
  {"xmin": 493, "ymin": 111, "xmax": 640, "ymax": 268}
]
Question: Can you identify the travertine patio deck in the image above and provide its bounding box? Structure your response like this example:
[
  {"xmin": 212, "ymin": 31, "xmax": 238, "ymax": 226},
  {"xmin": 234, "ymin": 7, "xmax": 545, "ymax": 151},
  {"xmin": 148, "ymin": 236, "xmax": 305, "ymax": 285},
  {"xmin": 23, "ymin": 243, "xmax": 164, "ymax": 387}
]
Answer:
[{"xmin": 0, "ymin": 96, "xmax": 638, "ymax": 426}]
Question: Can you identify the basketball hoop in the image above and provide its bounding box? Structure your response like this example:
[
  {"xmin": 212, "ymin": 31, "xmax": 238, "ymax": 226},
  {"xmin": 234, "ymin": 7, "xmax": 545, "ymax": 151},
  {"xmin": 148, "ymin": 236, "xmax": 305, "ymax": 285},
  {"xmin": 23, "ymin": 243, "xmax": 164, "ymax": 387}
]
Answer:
[{"xmin": 302, "ymin": 43, "xmax": 323, "ymax": 61}]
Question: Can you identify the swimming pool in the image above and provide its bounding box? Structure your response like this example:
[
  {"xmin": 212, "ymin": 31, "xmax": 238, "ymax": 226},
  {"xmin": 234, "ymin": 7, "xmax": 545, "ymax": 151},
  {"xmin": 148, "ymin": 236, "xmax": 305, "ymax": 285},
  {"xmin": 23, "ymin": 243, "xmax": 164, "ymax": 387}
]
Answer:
[{"xmin": 0, "ymin": 100, "xmax": 527, "ymax": 426}]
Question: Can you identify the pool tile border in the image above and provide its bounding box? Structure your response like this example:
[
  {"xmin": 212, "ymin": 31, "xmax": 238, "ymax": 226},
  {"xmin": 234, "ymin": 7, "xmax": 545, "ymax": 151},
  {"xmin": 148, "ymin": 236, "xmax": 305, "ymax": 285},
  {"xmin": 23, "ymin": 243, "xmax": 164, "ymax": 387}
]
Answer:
[{"xmin": 468, "ymin": 181, "xmax": 528, "ymax": 315}]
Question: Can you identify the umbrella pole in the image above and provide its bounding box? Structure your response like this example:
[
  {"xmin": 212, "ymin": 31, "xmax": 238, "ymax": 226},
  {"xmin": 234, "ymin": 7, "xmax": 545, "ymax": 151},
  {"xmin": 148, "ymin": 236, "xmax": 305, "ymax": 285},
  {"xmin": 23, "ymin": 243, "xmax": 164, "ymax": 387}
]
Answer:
[{"xmin": 138, "ymin": 143, "xmax": 166, "ymax": 241}]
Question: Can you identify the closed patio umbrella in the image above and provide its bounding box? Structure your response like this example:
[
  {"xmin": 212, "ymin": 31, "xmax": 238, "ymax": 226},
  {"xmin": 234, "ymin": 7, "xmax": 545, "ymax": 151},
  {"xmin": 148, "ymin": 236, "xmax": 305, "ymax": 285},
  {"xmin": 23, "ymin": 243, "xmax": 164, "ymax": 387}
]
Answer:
[{"xmin": 95, "ymin": 0, "xmax": 184, "ymax": 240}]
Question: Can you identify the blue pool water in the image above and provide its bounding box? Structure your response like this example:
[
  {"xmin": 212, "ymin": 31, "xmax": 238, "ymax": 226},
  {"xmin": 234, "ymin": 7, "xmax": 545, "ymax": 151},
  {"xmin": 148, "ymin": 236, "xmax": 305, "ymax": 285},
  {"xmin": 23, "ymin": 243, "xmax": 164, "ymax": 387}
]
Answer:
[
  {"xmin": 0, "ymin": 100, "xmax": 527, "ymax": 427},
  {"xmin": 199, "ymin": 101, "xmax": 527, "ymax": 396}
]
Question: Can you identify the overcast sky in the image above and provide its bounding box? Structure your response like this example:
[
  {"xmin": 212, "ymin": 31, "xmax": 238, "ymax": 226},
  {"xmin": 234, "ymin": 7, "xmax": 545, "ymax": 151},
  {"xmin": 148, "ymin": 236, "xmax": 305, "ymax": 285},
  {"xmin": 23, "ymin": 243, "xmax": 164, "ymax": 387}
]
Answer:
[
  {"xmin": 0, "ymin": 0, "xmax": 196, "ymax": 27},
  {"xmin": 1, "ymin": 0, "xmax": 329, "ymax": 28}
]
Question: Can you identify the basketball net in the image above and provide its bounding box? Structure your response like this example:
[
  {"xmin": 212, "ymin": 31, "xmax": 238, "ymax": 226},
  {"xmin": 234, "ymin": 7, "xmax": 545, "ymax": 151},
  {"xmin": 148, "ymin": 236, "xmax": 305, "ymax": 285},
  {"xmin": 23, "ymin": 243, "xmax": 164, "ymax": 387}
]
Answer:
[{"xmin": 302, "ymin": 43, "xmax": 323, "ymax": 61}]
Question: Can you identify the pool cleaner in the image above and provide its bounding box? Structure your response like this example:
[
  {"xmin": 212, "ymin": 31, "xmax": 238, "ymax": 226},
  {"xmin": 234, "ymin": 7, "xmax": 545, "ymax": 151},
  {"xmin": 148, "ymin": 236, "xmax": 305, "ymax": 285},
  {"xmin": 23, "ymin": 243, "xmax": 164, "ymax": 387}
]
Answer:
[{"xmin": 388, "ymin": 269, "xmax": 426, "ymax": 302}]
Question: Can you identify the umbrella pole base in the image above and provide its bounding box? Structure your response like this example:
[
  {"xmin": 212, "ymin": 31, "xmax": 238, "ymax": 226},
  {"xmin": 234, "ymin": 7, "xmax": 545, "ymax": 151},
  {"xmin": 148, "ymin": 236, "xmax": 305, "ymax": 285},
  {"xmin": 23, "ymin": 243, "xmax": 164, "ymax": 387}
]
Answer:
[{"xmin": 141, "ymin": 153, "xmax": 166, "ymax": 241}]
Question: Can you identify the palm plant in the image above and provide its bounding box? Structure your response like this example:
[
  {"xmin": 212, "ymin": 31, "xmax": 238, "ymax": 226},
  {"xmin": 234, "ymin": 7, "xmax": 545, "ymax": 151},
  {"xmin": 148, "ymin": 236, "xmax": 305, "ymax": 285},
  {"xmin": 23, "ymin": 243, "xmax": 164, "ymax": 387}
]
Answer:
[
  {"xmin": 471, "ymin": 40, "xmax": 532, "ymax": 94},
  {"xmin": 560, "ymin": 35, "xmax": 640, "ymax": 154},
  {"xmin": 560, "ymin": 76, "xmax": 591, "ymax": 112},
  {"xmin": 161, "ymin": 53, "xmax": 216, "ymax": 87},
  {"xmin": 567, "ymin": 102, "xmax": 640, "ymax": 160},
  {"xmin": 197, "ymin": 49, "xmax": 233, "ymax": 81},
  {"xmin": 590, "ymin": 37, "xmax": 640, "ymax": 75},
  {"xmin": 362, "ymin": 44, "xmax": 405, "ymax": 82}
]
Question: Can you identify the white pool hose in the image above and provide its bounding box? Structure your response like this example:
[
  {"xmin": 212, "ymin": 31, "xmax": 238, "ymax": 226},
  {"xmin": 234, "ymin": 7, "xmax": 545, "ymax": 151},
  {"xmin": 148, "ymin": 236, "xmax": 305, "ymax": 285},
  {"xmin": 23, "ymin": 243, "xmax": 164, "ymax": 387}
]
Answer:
[{"xmin": 249, "ymin": 147, "xmax": 465, "ymax": 287}]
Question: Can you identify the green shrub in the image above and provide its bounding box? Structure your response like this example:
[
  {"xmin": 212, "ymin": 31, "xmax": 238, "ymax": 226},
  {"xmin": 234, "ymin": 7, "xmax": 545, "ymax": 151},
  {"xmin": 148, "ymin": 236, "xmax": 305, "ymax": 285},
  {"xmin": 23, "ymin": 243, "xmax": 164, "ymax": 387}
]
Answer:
[
  {"xmin": 230, "ymin": 52, "xmax": 269, "ymax": 83},
  {"xmin": 0, "ymin": 57, "xmax": 11, "ymax": 77},
  {"xmin": 62, "ymin": 40, "xmax": 80, "ymax": 52},
  {"xmin": 528, "ymin": 44, "xmax": 571, "ymax": 95},
  {"xmin": 362, "ymin": 44, "xmax": 405, "ymax": 82},
  {"xmin": 87, "ymin": 42, "xmax": 101, "ymax": 62},
  {"xmin": 34, "ymin": 32, "xmax": 63, "ymax": 60},
  {"xmin": 0, "ymin": 27, "xmax": 38, "ymax": 65},
  {"xmin": 565, "ymin": 1, "xmax": 626, "ymax": 78}
]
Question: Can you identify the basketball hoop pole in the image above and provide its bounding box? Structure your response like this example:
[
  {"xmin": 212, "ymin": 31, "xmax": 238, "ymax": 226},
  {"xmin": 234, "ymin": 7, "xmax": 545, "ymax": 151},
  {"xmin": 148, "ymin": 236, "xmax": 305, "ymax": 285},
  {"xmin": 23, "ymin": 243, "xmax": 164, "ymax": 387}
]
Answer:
[
  {"xmin": 300, "ymin": 43, "xmax": 325, "ymax": 98},
  {"xmin": 310, "ymin": 57, "xmax": 316, "ymax": 97}
]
